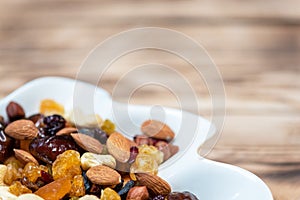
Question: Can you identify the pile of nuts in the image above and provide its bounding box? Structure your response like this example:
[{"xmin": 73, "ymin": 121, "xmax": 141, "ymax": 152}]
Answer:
[{"xmin": 0, "ymin": 100, "xmax": 199, "ymax": 200}]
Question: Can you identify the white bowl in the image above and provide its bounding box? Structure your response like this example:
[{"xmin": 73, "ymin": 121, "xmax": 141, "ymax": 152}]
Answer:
[{"xmin": 0, "ymin": 76, "xmax": 273, "ymax": 200}]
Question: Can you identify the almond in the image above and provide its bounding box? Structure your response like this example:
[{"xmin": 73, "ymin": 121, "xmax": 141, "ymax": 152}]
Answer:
[
  {"xmin": 86, "ymin": 165, "xmax": 121, "ymax": 185},
  {"xmin": 126, "ymin": 186, "xmax": 149, "ymax": 200},
  {"xmin": 14, "ymin": 149, "xmax": 38, "ymax": 165},
  {"xmin": 106, "ymin": 132, "xmax": 131, "ymax": 163},
  {"xmin": 56, "ymin": 127, "xmax": 78, "ymax": 136},
  {"xmin": 5, "ymin": 119, "xmax": 38, "ymax": 140},
  {"xmin": 141, "ymin": 120, "xmax": 175, "ymax": 142},
  {"xmin": 135, "ymin": 173, "xmax": 171, "ymax": 196},
  {"xmin": 6, "ymin": 101, "xmax": 25, "ymax": 122},
  {"xmin": 71, "ymin": 133, "xmax": 103, "ymax": 154}
]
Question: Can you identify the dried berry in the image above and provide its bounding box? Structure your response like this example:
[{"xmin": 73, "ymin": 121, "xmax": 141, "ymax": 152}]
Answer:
[
  {"xmin": 4, "ymin": 163, "xmax": 22, "ymax": 185},
  {"xmin": 9, "ymin": 181, "xmax": 32, "ymax": 196},
  {"xmin": 21, "ymin": 176, "xmax": 39, "ymax": 191},
  {"xmin": 152, "ymin": 195, "xmax": 165, "ymax": 200},
  {"xmin": 167, "ymin": 192, "xmax": 199, "ymax": 200},
  {"xmin": 43, "ymin": 114, "xmax": 66, "ymax": 136},
  {"xmin": 101, "ymin": 187, "xmax": 121, "ymax": 200},
  {"xmin": 39, "ymin": 99, "xmax": 65, "ymax": 116},
  {"xmin": 0, "ymin": 120, "xmax": 6, "ymax": 142},
  {"xmin": 128, "ymin": 146, "xmax": 139, "ymax": 164},
  {"xmin": 6, "ymin": 102, "xmax": 25, "ymax": 122},
  {"xmin": 40, "ymin": 170, "xmax": 54, "ymax": 184},
  {"xmin": 70, "ymin": 175, "xmax": 85, "ymax": 197},
  {"xmin": 101, "ymin": 119, "xmax": 115, "ymax": 135},
  {"xmin": 0, "ymin": 135, "xmax": 15, "ymax": 162},
  {"xmin": 29, "ymin": 135, "xmax": 78, "ymax": 164},
  {"xmin": 52, "ymin": 150, "xmax": 81, "ymax": 180}
]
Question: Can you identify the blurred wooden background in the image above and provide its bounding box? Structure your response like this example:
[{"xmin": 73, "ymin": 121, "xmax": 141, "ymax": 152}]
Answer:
[{"xmin": 0, "ymin": 0, "xmax": 299, "ymax": 199}]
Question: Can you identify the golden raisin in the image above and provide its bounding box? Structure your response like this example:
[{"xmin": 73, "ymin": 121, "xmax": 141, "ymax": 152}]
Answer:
[
  {"xmin": 22, "ymin": 162, "xmax": 41, "ymax": 183},
  {"xmin": 34, "ymin": 177, "xmax": 71, "ymax": 200},
  {"xmin": 70, "ymin": 175, "xmax": 85, "ymax": 197},
  {"xmin": 101, "ymin": 119, "xmax": 115, "ymax": 135},
  {"xmin": 4, "ymin": 163, "xmax": 22, "ymax": 185},
  {"xmin": 138, "ymin": 144, "xmax": 163, "ymax": 165},
  {"xmin": 100, "ymin": 187, "xmax": 121, "ymax": 200},
  {"xmin": 9, "ymin": 181, "xmax": 32, "ymax": 196},
  {"xmin": 130, "ymin": 154, "xmax": 158, "ymax": 180},
  {"xmin": 52, "ymin": 150, "xmax": 81, "ymax": 180},
  {"xmin": 40, "ymin": 99, "xmax": 65, "ymax": 116},
  {"xmin": 4, "ymin": 156, "xmax": 24, "ymax": 169}
]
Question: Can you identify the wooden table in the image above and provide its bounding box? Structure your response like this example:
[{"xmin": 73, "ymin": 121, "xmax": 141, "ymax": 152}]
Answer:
[{"xmin": 0, "ymin": 1, "xmax": 299, "ymax": 199}]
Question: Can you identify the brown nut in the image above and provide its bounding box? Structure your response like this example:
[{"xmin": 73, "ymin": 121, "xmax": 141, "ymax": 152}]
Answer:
[
  {"xmin": 14, "ymin": 149, "xmax": 38, "ymax": 165},
  {"xmin": 6, "ymin": 102, "xmax": 25, "ymax": 122},
  {"xmin": 71, "ymin": 133, "xmax": 103, "ymax": 154},
  {"xmin": 141, "ymin": 120, "xmax": 175, "ymax": 142},
  {"xmin": 56, "ymin": 127, "xmax": 78, "ymax": 136},
  {"xmin": 126, "ymin": 186, "xmax": 149, "ymax": 200},
  {"xmin": 86, "ymin": 165, "xmax": 121, "ymax": 185},
  {"xmin": 5, "ymin": 119, "xmax": 38, "ymax": 140},
  {"xmin": 106, "ymin": 132, "xmax": 131, "ymax": 163},
  {"xmin": 135, "ymin": 173, "xmax": 171, "ymax": 196}
]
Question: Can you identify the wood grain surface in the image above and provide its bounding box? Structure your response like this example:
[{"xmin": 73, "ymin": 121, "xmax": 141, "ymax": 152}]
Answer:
[{"xmin": 0, "ymin": 0, "xmax": 299, "ymax": 199}]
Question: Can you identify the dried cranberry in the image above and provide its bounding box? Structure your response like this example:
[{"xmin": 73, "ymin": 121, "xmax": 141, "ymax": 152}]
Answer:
[
  {"xmin": 128, "ymin": 146, "xmax": 139, "ymax": 164},
  {"xmin": 29, "ymin": 135, "xmax": 77, "ymax": 164},
  {"xmin": 40, "ymin": 170, "xmax": 54, "ymax": 184},
  {"xmin": 43, "ymin": 114, "xmax": 66, "ymax": 135}
]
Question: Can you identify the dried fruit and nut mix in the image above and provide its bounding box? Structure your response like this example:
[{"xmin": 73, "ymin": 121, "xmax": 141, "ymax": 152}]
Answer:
[{"xmin": 0, "ymin": 100, "xmax": 199, "ymax": 200}]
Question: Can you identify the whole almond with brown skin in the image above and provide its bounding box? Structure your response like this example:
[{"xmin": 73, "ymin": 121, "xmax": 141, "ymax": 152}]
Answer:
[
  {"xmin": 86, "ymin": 165, "xmax": 121, "ymax": 185},
  {"xmin": 71, "ymin": 133, "xmax": 103, "ymax": 154},
  {"xmin": 5, "ymin": 119, "xmax": 38, "ymax": 140},
  {"xmin": 56, "ymin": 127, "xmax": 78, "ymax": 136},
  {"xmin": 6, "ymin": 102, "xmax": 25, "ymax": 122},
  {"xmin": 141, "ymin": 120, "xmax": 175, "ymax": 142},
  {"xmin": 14, "ymin": 149, "xmax": 38, "ymax": 165},
  {"xmin": 126, "ymin": 186, "xmax": 149, "ymax": 200},
  {"xmin": 106, "ymin": 132, "xmax": 131, "ymax": 163},
  {"xmin": 135, "ymin": 173, "xmax": 171, "ymax": 196}
]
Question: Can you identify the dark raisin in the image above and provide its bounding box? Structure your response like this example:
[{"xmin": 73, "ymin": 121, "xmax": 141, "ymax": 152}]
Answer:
[
  {"xmin": 152, "ymin": 195, "xmax": 165, "ymax": 200},
  {"xmin": 128, "ymin": 146, "xmax": 139, "ymax": 164},
  {"xmin": 40, "ymin": 170, "xmax": 54, "ymax": 184},
  {"xmin": 0, "ymin": 134, "xmax": 14, "ymax": 163},
  {"xmin": 118, "ymin": 180, "xmax": 135, "ymax": 196},
  {"xmin": 0, "ymin": 120, "xmax": 6, "ymax": 142},
  {"xmin": 167, "ymin": 192, "xmax": 199, "ymax": 200},
  {"xmin": 29, "ymin": 135, "xmax": 78, "ymax": 164},
  {"xmin": 21, "ymin": 176, "xmax": 39, "ymax": 191},
  {"xmin": 89, "ymin": 184, "xmax": 102, "ymax": 196},
  {"xmin": 6, "ymin": 101, "xmax": 25, "ymax": 122},
  {"xmin": 43, "ymin": 114, "xmax": 66, "ymax": 136}
]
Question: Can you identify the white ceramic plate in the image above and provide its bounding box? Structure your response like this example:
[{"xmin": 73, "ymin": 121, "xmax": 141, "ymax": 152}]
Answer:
[{"xmin": 0, "ymin": 77, "xmax": 273, "ymax": 200}]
